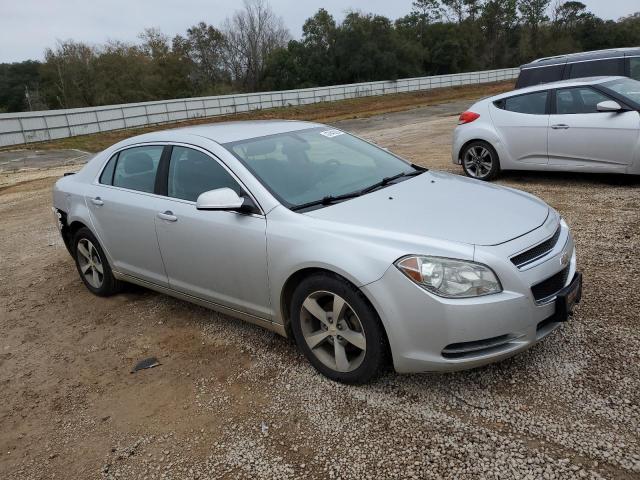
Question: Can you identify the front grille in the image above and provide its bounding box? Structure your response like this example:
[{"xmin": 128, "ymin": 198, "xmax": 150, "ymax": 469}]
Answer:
[
  {"xmin": 531, "ymin": 266, "xmax": 570, "ymax": 302},
  {"xmin": 511, "ymin": 226, "xmax": 561, "ymax": 268}
]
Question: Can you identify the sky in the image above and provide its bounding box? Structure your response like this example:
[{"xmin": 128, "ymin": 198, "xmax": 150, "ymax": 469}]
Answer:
[{"xmin": 1, "ymin": 0, "xmax": 638, "ymax": 63}]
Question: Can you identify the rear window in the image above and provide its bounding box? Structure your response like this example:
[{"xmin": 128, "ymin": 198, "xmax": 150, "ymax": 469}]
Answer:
[
  {"xmin": 497, "ymin": 91, "xmax": 549, "ymax": 115},
  {"xmin": 516, "ymin": 65, "xmax": 564, "ymax": 89},
  {"xmin": 112, "ymin": 146, "xmax": 163, "ymax": 193},
  {"xmin": 568, "ymin": 58, "xmax": 623, "ymax": 79}
]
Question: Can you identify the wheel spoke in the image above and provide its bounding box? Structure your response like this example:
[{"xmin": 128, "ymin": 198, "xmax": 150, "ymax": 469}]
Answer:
[
  {"xmin": 306, "ymin": 330, "xmax": 330, "ymax": 349},
  {"xmin": 332, "ymin": 295, "xmax": 346, "ymax": 321},
  {"xmin": 340, "ymin": 329, "xmax": 366, "ymax": 350},
  {"xmin": 334, "ymin": 341, "xmax": 350, "ymax": 372},
  {"xmin": 93, "ymin": 261, "xmax": 104, "ymax": 274},
  {"xmin": 81, "ymin": 263, "xmax": 91, "ymax": 274},
  {"xmin": 303, "ymin": 298, "xmax": 328, "ymax": 326},
  {"xmin": 92, "ymin": 268, "xmax": 100, "ymax": 286},
  {"xmin": 77, "ymin": 242, "xmax": 90, "ymax": 261}
]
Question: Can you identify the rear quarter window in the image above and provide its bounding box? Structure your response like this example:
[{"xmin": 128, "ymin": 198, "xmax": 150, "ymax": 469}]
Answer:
[
  {"xmin": 99, "ymin": 154, "xmax": 118, "ymax": 185},
  {"xmin": 516, "ymin": 65, "xmax": 564, "ymax": 89},
  {"xmin": 495, "ymin": 91, "xmax": 549, "ymax": 115}
]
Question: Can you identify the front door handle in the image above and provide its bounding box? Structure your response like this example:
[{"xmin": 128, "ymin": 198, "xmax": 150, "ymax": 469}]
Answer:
[
  {"xmin": 91, "ymin": 197, "xmax": 104, "ymax": 206},
  {"xmin": 551, "ymin": 124, "xmax": 570, "ymax": 130},
  {"xmin": 157, "ymin": 211, "xmax": 178, "ymax": 222}
]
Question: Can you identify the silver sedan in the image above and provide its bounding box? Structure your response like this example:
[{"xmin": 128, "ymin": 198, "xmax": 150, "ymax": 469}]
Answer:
[
  {"xmin": 53, "ymin": 121, "xmax": 582, "ymax": 383},
  {"xmin": 452, "ymin": 76, "xmax": 640, "ymax": 180}
]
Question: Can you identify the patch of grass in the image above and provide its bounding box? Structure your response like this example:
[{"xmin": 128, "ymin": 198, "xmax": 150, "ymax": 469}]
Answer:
[{"xmin": 10, "ymin": 81, "xmax": 514, "ymax": 153}]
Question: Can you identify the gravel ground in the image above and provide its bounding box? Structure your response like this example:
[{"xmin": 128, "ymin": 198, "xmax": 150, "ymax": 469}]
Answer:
[{"xmin": 0, "ymin": 102, "xmax": 639, "ymax": 479}]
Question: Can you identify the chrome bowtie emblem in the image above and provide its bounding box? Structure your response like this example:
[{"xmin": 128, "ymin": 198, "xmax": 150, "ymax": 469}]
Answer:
[{"xmin": 560, "ymin": 250, "xmax": 570, "ymax": 267}]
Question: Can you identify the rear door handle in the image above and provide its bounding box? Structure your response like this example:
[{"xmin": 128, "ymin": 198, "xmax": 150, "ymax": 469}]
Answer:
[
  {"xmin": 551, "ymin": 124, "xmax": 570, "ymax": 130},
  {"xmin": 91, "ymin": 197, "xmax": 104, "ymax": 206},
  {"xmin": 157, "ymin": 211, "xmax": 178, "ymax": 222}
]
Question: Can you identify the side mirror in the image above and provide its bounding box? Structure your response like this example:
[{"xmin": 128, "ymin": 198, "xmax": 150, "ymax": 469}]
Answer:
[
  {"xmin": 596, "ymin": 100, "xmax": 623, "ymax": 113},
  {"xmin": 196, "ymin": 188, "xmax": 245, "ymax": 211}
]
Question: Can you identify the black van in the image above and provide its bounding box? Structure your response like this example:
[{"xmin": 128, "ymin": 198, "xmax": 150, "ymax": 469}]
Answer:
[{"xmin": 516, "ymin": 47, "xmax": 640, "ymax": 89}]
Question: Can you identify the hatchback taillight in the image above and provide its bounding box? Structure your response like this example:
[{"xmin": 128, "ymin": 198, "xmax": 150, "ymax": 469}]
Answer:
[{"xmin": 458, "ymin": 111, "xmax": 480, "ymax": 125}]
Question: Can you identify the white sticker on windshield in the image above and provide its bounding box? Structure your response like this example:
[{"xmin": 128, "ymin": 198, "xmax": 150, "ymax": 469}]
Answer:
[{"xmin": 319, "ymin": 129, "xmax": 344, "ymax": 138}]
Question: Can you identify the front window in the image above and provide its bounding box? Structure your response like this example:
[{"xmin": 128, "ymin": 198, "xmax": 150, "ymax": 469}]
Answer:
[
  {"xmin": 602, "ymin": 77, "xmax": 640, "ymax": 105},
  {"xmin": 223, "ymin": 128, "xmax": 418, "ymax": 209},
  {"xmin": 555, "ymin": 87, "xmax": 611, "ymax": 114},
  {"xmin": 167, "ymin": 146, "xmax": 242, "ymax": 202}
]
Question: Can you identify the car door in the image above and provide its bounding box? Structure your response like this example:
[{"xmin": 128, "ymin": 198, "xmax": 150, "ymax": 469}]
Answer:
[
  {"xmin": 154, "ymin": 145, "xmax": 271, "ymax": 319},
  {"xmin": 548, "ymin": 86, "xmax": 640, "ymax": 169},
  {"xmin": 87, "ymin": 144, "xmax": 169, "ymax": 286},
  {"xmin": 490, "ymin": 90, "xmax": 550, "ymax": 166}
]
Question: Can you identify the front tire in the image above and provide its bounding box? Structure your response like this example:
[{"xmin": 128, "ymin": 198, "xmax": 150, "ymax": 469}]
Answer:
[
  {"xmin": 290, "ymin": 273, "xmax": 388, "ymax": 384},
  {"xmin": 73, "ymin": 227, "xmax": 121, "ymax": 296},
  {"xmin": 461, "ymin": 141, "xmax": 500, "ymax": 181}
]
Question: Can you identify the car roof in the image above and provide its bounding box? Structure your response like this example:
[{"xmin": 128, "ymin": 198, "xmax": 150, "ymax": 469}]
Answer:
[
  {"xmin": 488, "ymin": 76, "xmax": 626, "ymax": 100},
  {"xmin": 116, "ymin": 120, "xmax": 323, "ymax": 147},
  {"xmin": 521, "ymin": 47, "xmax": 640, "ymax": 69}
]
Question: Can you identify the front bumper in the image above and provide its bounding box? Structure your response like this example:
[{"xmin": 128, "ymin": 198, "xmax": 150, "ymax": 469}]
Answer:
[{"xmin": 362, "ymin": 223, "xmax": 580, "ymax": 373}]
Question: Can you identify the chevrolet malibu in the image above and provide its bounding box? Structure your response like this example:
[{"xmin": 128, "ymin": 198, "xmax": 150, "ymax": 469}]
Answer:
[{"xmin": 53, "ymin": 121, "xmax": 582, "ymax": 384}]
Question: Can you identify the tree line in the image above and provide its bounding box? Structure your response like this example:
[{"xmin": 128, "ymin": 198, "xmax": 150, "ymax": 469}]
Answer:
[{"xmin": 1, "ymin": 0, "xmax": 639, "ymax": 113}]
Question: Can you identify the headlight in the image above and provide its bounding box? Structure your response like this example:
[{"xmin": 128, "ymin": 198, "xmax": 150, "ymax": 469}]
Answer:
[{"xmin": 395, "ymin": 255, "xmax": 502, "ymax": 298}]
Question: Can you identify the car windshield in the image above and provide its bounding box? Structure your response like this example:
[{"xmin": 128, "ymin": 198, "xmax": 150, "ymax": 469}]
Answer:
[
  {"xmin": 223, "ymin": 127, "xmax": 419, "ymax": 209},
  {"xmin": 603, "ymin": 77, "xmax": 640, "ymax": 104}
]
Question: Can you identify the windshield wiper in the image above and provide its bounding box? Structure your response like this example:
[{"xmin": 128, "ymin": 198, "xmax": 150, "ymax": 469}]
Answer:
[
  {"xmin": 290, "ymin": 165, "xmax": 427, "ymax": 212},
  {"xmin": 359, "ymin": 166, "xmax": 426, "ymax": 195},
  {"xmin": 290, "ymin": 191, "xmax": 363, "ymax": 211}
]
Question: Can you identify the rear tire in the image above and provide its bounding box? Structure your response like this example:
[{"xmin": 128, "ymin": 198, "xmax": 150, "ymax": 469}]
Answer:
[
  {"xmin": 461, "ymin": 141, "xmax": 500, "ymax": 181},
  {"xmin": 290, "ymin": 273, "xmax": 388, "ymax": 384},
  {"xmin": 72, "ymin": 227, "xmax": 121, "ymax": 297}
]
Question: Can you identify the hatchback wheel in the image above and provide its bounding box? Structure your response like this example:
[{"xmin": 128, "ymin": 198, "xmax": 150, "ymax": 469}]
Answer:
[
  {"xmin": 73, "ymin": 227, "xmax": 121, "ymax": 296},
  {"xmin": 290, "ymin": 274, "xmax": 387, "ymax": 384},
  {"xmin": 462, "ymin": 141, "xmax": 500, "ymax": 181}
]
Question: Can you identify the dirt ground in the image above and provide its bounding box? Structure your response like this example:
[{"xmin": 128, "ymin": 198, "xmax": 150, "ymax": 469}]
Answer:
[{"xmin": 1, "ymin": 99, "xmax": 639, "ymax": 479}]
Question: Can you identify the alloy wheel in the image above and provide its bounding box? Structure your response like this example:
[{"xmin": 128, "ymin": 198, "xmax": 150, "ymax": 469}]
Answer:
[
  {"xmin": 300, "ymin": 291, "xmax": 367, "ymax": 373},
  {"xmin": 463, "ymin": 145, "xmax": 493, "ymax": 178},
  {"xmin": 76, "ymin": 238, "xmax": 104, "ymax": 289}
]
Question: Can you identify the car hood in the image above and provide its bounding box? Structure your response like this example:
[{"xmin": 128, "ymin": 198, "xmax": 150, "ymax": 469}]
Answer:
[{"xmin": 304, "ymin": 171, "xmax": 549, "ymax": 246}]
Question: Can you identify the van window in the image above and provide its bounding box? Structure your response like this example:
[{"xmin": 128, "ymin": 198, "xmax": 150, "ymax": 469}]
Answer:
[
  {"xmin": 516, "ymin": 65, "xmax": 564, "ymax": 88},
  {"xmin": 568, "ymin": 58, "xmax": 623, "ymax": 79},
  {"xmin": 630, "ymin": 58, "xmax": 640, "ymax": 81},
  {"xmin": 498, "ymin": 91, "xmax": 549, "ymax": 115}
]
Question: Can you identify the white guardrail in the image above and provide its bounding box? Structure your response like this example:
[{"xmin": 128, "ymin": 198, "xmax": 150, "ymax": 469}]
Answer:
[{"xmin": 0, "ymin": 67, "xmax": 519, "ymax": 147}]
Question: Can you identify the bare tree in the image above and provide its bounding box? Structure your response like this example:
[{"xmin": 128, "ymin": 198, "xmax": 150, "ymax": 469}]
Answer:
[{"xmin": 222, "ymin": 0, "xmax": 290, "ymax": 91}]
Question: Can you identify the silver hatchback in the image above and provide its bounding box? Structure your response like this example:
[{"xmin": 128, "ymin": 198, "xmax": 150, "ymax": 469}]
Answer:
[
  {"xmin": 53, "ymin": 121, "xmax": 582, "ymax": 383},
  {"xmin": 453, "ymin": 76, "xmax": 640, "ymax": 180}
]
